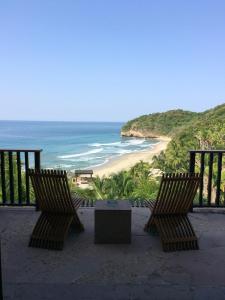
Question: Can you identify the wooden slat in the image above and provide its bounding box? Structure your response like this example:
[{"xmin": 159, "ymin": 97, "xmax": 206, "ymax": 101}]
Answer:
[
  {"xmin": 72, "ymin": 197, "xmax": 83, "ymax": 209},
  {"xmin": 155, "ymin": 173, "xmax": 170, "ymax": 214},
  {"xmin": 52, "ymin": 170, "xmax": 64, "ymax": 213},
  {"xmin": 145, "ymin": 199, "xmax": 155, "ymax": 211},
  {"xmin": 167, "ymin": 174, "xmax": 180, "ymax": 213}
]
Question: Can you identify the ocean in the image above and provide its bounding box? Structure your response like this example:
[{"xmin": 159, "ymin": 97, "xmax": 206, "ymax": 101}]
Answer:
[{"xmin": 0, "ymin": 121, "xmax": 158, "ymax": 170}]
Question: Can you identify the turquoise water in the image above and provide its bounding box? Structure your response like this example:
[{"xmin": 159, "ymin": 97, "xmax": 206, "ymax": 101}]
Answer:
[{"xmin": 0, "ymin": 121, "xmax": 158, "ymax": 170}]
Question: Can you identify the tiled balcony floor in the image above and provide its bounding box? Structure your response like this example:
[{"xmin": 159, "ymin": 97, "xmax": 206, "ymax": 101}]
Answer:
[{"xmin": 0, "ymin": 207, "xmax": 225, "ymax": 300}]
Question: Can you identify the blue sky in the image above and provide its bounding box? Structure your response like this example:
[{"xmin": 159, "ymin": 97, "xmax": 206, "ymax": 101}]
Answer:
[{"xmin": 0, "ymin": 0, "xmax": 225, "ymax": 122}]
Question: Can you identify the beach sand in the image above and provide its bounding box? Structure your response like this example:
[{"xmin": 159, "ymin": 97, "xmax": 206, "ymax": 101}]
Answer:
[{"xmin": 93, "ymin": 137, "xmax": 171, "ymax": 177}]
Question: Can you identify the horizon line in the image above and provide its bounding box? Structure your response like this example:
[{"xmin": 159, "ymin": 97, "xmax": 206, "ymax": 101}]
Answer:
[{"xmin": 0, "ymin": 119, "xmax": 125, "ymax": 123}]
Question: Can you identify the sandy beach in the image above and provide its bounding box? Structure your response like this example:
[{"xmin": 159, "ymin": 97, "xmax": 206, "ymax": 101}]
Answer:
[{"xmin": 92, "ymin": 137, "xmax": 171, "ymax": 177}]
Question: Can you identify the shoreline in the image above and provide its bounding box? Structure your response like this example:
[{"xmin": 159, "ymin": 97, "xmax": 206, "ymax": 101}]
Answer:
[{"xmin": 92, "ymin": 137, "xmax": 171, "ymax": 177}]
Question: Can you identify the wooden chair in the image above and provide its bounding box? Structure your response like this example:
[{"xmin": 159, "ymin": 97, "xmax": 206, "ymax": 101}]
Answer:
[
  {"xmin": 28, "ymin": 169, "xmax": 85, "ymax": 250},
  {"xmin": 144, "ymin": 173, "xmax": 200, "ymax": 252}
]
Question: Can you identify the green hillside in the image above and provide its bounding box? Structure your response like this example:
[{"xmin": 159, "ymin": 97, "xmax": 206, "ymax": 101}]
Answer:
[
  {"xmin": 121, "ymin": 109, "xmax": 198, "ymax": 137},
  {"xmin": 122, "ymin": 104, "xmax": 225, "ymax": 172}
]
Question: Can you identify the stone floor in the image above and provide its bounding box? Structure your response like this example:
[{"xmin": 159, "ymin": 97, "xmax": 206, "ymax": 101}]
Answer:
[{"xmin": 0, "ymin": 207, "xmax": 225, "ymax": 300}]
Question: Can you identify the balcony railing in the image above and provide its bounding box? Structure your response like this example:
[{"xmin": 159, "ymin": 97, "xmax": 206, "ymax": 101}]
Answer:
[
  {"xmin": 1, "ymin": 148, "xmax": 225, "ymax": 208},
  {"xmin": 0, "ymin": 149, "xmax": 42, "ymax": 206},
  {"xmin": 189, "ymin": 150, "xmax": 225, "ymax": 207}
]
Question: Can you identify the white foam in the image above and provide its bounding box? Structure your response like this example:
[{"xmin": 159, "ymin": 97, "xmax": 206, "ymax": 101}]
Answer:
[
  {"xmin": 115, "ymin": 149, "xmax": 133, "ymax": 154},
  {"xmin": 140, "ymin": 144, "xmax": 153, "ymax": 148},
  {"xmin": 62, "ymin": 156, "xmax": 106, "ymax": 162},
  {"xmin": 87, "ymin": 158, "xmax": 110, "ymax": 169},
  {"xmin": 58, "ymin": 148, "xmax": 103, "ymax": 159},
  {"xmin": 54, "ymin": 164, "xmax": 74, "ymax": 168},
  {"xmin": 90, "ymin": 141, "xmax": 121, "ymax": 147},
  {"xmin": 90, "ymin": 139, "xmax": 146, "ymax": 148},
  {"xmin": 124, "ymin": 139, "xmax": 146, "ymax": 146}
]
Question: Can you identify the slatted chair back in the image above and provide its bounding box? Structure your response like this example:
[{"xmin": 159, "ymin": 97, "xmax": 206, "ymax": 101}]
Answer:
[
  {"xmin": 28, "ymin": 169, "xmax": 76, "ymax": 214},
  {"xmin": 153, "ymin": 173, "xmax": 200, "ymax": 215}
]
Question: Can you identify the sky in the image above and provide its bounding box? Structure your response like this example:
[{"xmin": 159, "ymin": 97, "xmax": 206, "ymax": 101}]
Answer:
[{"xmin": 0, "ymin": 0, "xmax": 225, "ymax": 122}]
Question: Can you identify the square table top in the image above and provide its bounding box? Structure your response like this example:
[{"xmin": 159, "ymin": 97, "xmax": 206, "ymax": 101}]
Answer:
[{"xmin": 95, "ymin": 200, "xmax": 131, "ymax": 211}]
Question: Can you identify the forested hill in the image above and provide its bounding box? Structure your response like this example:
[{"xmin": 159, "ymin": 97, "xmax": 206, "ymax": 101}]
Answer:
[
  {"xmin": 121, "ymin": 109, "xmax": 198, "ymax": 137},
  {"xmin": 122, "ymin": 103, "xmax": 225, "ymax": 172}
]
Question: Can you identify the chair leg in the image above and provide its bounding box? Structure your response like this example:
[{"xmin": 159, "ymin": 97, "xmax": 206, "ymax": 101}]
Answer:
[
  {"xmin": 154, "ymin": 215, "xmax": 199, "ymax": 252},
  {"xmin": 71, "ymin": 211, "xmax": 84, "ymax": 232},
  {"xmin": 29, "ymin": 213, "xmax": 75, "ymax": 250},
  {"xmin": 144, "ymin": 215, "xmax": 158, "ymax": 235}
]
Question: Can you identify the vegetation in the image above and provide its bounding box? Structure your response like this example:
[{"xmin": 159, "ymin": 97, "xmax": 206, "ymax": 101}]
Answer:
[
  {"xmin": 122, "ymin": 109, "xmax": 197, "ymax": 136},
  {"xmin": 70, "ymin": 161, "xmax": 159, "ymax": 201},
  {"xmin": 151, "ymin": 104, "xmax": 225, "ymax": 172},
  {"xmin": 123, "ymin": 104, "xmax": 225, "ymax": 203}
]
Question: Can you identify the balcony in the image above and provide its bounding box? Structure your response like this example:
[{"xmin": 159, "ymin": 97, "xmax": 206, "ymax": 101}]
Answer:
[{"xmin": 0, "ymin": 149, "xmax": 225, "ymax": 299}]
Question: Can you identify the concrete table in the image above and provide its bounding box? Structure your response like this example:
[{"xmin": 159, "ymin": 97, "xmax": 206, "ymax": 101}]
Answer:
[{"xmin": 94, "ymin": 200, "xmax": 131, "ymax": 244}]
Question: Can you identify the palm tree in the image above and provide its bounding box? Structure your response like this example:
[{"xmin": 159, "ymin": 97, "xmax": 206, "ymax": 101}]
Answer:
[
  {"xmin": 91, "ymin": 176, "xmax": 106, "ymax": 199},
  {"xmin": 109, "ymin": 172, "xmax": 134, "ymax": 199}
]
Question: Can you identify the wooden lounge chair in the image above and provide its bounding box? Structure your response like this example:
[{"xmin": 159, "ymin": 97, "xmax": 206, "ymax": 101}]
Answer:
[
  {"xmin": 144, "ymin": 173, "xmax": 200, "ymax": 252},
  {"xmin": 28, "ymin": 169, "xmax": 85, "ymax": 250}
]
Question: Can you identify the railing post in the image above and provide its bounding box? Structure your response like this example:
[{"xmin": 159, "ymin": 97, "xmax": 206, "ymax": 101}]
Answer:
[
  {"xmin": 0, "ymin": 152, "xmax": 6, "ymax": 204},
  {"xmin": 8, "ymin": 151, "xmax": 15, "ymax": 204},
  {"xmin": 199, "ymin": 152, "xmax": 205, "ymax": 207},
  {"xmin": 207, "ymin": 152, "xmax": 214, "ymax": 206},
  {"xmin": 16, "ymin": 151, "xmax": 22, "ymax": 205},
  {"xmin": 215, "ymin": 152, "xmax": 223, "ymax": 206},
  {"xmin": 189, "ymin": 151, "xmax": 196, "ymax": 211},
  {"xmin": 189, "ymin": 151, "xmax": 195, "ymax": 174},
  {"xmin": 24, "ymin": 152, "xmax": 30, "ymax": 205},
  {"xmin": 34, "ymin": 151, "xmax": 41, "ymax": 210},
  {"xmin": 34, "ymin": 151, "xmax": 41, "ymax": 171}
]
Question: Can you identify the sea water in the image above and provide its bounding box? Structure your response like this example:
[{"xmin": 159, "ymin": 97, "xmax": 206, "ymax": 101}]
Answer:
[{"xmin": 0, "ymin": 121, "xmax": 158, "ymax": 170}]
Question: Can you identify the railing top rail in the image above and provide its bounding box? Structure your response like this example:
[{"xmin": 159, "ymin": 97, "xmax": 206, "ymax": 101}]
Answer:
[
  {"xmin": 189, "ymin": 150, "xmax": 225, "ymax": 154},
  {"xmin": 0, "ymin": 149, "xmax": 42, "ymax": 153}
]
